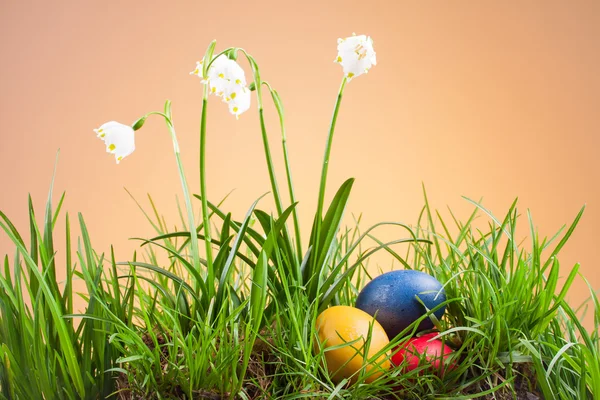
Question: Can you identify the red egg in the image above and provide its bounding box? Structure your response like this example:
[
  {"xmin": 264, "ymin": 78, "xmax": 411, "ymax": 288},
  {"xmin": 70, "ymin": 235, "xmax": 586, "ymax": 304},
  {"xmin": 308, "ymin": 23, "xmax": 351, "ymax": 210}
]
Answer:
[{"xmin": 391, "ymin": 333, "xmax": 455, "ymax": 376}]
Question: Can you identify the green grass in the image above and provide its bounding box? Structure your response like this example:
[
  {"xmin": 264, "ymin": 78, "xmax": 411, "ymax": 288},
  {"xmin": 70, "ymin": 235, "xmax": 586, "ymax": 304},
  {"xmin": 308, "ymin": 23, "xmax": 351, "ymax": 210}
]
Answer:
[
  {"xmin": 2, "ymin": 182, "xmax": 596, "ymax": 399},
  {"xmin": 0, "ymin": 40, "xmax": 598, "ymax": 399},
  {"xmin": 0, "ymin": 159, "xmax": 128, "ymax": 399}
]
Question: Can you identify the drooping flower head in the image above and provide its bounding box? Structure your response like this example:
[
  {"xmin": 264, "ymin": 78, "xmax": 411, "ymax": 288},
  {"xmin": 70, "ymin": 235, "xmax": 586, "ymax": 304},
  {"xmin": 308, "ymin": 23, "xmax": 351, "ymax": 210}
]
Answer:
[
  {"xmin": 335, "ymin": 34, "xmax": 377, "ymax": 81},
  {"xmin": 190, "ymin": 54, "xmax": 251, "ymax": 118},
  {"xmin": 223, "ymin": 83, "xmax": 251, "ymax": 118},
  {"xmin": 94, "ymin": 121, "xmax": 135, "ymax": 164}
]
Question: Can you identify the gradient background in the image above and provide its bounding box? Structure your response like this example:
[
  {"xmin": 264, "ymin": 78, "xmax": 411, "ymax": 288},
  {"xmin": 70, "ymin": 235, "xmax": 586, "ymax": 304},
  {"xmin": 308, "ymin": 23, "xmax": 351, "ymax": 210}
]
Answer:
[{"xmin": 1, "ymin": 1, "xmax": 598, "ymax": 327}]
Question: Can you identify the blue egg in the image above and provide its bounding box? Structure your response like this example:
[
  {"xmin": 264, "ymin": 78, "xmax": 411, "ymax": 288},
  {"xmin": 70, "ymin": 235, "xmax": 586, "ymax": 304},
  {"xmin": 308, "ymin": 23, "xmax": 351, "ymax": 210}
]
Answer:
[{"xmin": 355, "ymin": 270, "xmax": 446, "ymax": 339}]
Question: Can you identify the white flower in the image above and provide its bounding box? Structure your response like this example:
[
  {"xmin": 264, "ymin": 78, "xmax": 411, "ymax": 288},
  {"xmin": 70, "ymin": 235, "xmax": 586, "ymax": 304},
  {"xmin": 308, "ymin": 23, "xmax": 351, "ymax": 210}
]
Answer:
[
  {"xmin": 225, "ymin": 84, "xmax": 251, "ymax": 119},
  {"xmin": 190, "ymin": 54, "xmax": 251, "ymax": 118},
  {"xmin": 94, "ymin": 121, "xmax": 135, "ymax": 164},
  {"xmin": 190, "ymin": 60, "xmax": 203, "ymax": 77},
  {"xmin": 222, "ymin": 80, "xmax": 247, "ymax": 104},
  {"xmin": 335, "ymin": 34, "xmax": 377, "ymax": 81},
  {"xmin": 207, "ymin": 55, "xmax": 246, "ymax": 86}
]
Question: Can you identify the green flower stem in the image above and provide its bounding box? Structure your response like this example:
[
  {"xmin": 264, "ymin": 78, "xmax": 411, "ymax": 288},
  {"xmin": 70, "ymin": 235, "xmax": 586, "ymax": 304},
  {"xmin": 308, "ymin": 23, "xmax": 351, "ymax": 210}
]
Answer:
[
  {"xmin": 144, "ymin": 107, "xmax": 202, "ymax": 291},
  {"xmin": 313, "ymin": 77, "xmax": 347, "ymax": 267},
  {"xmin": 240, "ymin": 50, "xmax": 297, "ymax": 265},
  {"xmin": 204, "ymin": 47, "xmax": 298, "ymax": 268},
  {"xmin": 263, "ymin": 81, "xmax": 303, "ymax": 273},
  {"xmin": 256, "ymin": 107, "xmax": 289, "ymax": 236},
  {"xmin": 199, "ymin": 84, "xmax": 215, "ymax": 296}
]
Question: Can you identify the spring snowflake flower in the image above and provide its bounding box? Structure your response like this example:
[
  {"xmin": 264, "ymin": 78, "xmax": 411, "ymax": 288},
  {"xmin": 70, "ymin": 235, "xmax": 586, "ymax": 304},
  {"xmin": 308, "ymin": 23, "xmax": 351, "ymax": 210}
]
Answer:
[
  {"xmin": 94, "ymin": 121, "xmax": 135, "ymax": 164},
  {"xmin": 190, "ymin": 55, "xmax": 251, "ymax": 117},
  {"xmin": 223, "ymin": 82, "xmax": 251, "ymax": 119},
  {"xmin": 335, "ymin": 34, "xmax": 377, "ymax": 81}
]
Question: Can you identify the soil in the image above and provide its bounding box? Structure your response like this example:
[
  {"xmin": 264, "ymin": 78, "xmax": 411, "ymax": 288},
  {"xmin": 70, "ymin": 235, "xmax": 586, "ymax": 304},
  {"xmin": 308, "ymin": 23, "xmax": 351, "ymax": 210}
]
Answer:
[
  {"xmin": 114, "ymin": 333, "xmax": 542, "ymax": 399},
  {"xmin": 459, "ymin": 363, "xmax": 541, "ymax": 400}
]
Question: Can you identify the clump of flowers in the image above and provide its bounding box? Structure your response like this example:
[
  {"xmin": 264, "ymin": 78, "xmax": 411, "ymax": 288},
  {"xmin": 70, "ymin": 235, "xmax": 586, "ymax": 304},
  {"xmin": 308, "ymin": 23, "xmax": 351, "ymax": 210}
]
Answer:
[{"xmin": 190, "ymin": 54, "xmax": 251, "ymax": 118}]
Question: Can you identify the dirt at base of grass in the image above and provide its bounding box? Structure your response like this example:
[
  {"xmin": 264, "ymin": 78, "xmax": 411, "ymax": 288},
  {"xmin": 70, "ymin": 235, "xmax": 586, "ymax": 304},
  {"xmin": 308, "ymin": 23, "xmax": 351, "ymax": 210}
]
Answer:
[
  {"xmin": 461, "ymin": 363, "xmax": 541, "ymax": 400},
  {"xmin": 115, "ymin": 369, "xmax": 542, "ymax": 400},
  {"xmin": 114, "ymin": 333, "xmax": 542, "ymax": 400},
  {"xmin": 115, "ymin": 370, "xmax": 227, "ymax": 400}
]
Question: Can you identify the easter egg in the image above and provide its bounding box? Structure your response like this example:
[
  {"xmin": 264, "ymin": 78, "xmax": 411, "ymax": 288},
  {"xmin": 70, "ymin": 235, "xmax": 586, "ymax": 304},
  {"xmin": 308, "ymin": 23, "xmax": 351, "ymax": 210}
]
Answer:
[
  {"xmin": 315, "ymin": 306, "xmax": 391, "ymax": 384},
  {"xmin": 355, "ymin": 270, "xmax": 446, "ymax": 339},
  {"xmin": 391, "ymin": 333, "xmax": 455, "ymax": 375}
]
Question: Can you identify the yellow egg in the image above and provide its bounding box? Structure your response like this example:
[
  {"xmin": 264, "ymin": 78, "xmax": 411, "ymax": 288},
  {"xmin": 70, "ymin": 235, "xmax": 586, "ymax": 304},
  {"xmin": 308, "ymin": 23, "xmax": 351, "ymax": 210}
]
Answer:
[{"xmin": 315, "ymin": 305, "xmax": 391, "ymax": 384}]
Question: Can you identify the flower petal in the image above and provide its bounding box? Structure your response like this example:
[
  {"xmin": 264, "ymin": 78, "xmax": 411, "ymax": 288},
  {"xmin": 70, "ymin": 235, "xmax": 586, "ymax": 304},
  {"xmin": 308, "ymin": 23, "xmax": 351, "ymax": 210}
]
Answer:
[
  {"xmin": 190, "ymin": 61, "xmax": 203, "ymax": 77},
  {"xmin": 223, "ymin": 59, "xmax": 246, "ymax": 86},
  {"xmin": 207, "ymin": 55, "xmax": 231, "ymax": 81},
  {"xmin": 227, "ymin": 86, "xmax": 251, "ymax": 118},
  {"xmin": 94, "ymin": 120, "xmax": 125, "ymax": 141},
  {"xmin": 95, "ymin": 121, "xmax": 136, "ymax": 164},
  {"xmin": 336, "ymin": 34, "xmax": 376, "ymax": 80},
  {"xmin": 209, "ymin": 77, "xmax": 228, "ymax": 97}
]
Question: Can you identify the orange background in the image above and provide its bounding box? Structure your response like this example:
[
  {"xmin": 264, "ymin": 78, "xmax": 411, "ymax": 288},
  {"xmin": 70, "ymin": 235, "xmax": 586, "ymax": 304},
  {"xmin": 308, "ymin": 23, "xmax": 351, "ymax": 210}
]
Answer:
[{"xmin": 1, "ymin": 1, "xmax": 598, "ymax": 326}]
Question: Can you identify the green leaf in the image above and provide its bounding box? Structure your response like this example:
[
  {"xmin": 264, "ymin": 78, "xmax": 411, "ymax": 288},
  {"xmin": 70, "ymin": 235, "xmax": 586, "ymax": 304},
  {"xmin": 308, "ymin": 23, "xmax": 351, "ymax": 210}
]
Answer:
[
  {"xmin": 202, "ymin": 40, "xmax": 217, "ymax": 77},
  {"xmin": 141, "ymin": 232, "xmax": 256, "ymax": 268},
  {"xmin": 306, "ymin": 178, "xmax": 354, "ymax": 297},
  {"xmin": 195, "ymin": 195, "xmax": 263, "ymax": 256},
  {"xmin": 214, "ymin": 196, "xmax": 266, "ymax": 321},
  {"xmin": 269, "ymin": 88, "xmax": 284, "ymax": 118},
  {"xmin": 117, "ymin": 261, "xmax": 200, "ymax": 306},
  {"xmin": 543, "ymin": 205, "xmax": 585, "ymax": 270},
  {"xmin": 254, "ymin": 209, "xmax": 295, "ymax": 274}
]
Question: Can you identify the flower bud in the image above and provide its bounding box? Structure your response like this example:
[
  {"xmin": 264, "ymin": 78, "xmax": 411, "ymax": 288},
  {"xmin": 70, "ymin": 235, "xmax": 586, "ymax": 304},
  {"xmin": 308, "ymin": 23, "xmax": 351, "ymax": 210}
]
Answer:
[
  {"xmin": 225, "ymin": 48, "xmax": 239, "ymax": 61},
  {"xmin": 132, "ymin": 116, "xmax": 147, "ymax": 131}
]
